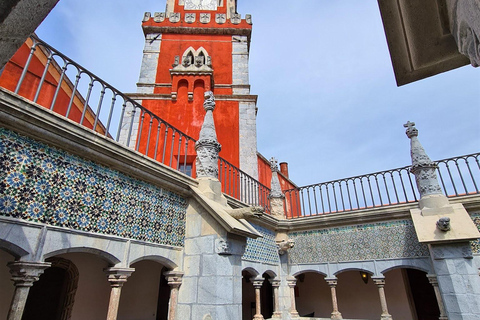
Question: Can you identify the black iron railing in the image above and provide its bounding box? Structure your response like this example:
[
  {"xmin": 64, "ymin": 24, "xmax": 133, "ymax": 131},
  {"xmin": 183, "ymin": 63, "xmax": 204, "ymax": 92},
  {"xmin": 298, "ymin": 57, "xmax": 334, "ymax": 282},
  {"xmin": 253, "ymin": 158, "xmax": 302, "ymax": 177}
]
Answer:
[
  {"xmin": 3, "ymin": 35, "xmax": 271, "ymax": 210},
  {"xmin": 284, "ymin": 153, "xmax": 480, "ymax": 218}
]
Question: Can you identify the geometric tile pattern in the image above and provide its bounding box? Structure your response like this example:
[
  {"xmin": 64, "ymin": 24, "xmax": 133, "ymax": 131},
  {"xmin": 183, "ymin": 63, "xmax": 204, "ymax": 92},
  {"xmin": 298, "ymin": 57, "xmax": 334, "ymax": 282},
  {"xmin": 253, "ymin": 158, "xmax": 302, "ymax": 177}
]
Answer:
[
  {"xmin": 242, "ymin": 224, "xmax": 280, "ymax": 264},
  {"xmin": 288, "ymin": 219, "xmax": 429, "ymax": 264},
  {"xmin": 471, "ymin": 213, "xmax": 480, "ymax": 254},
  {"xmin": 0, "ymin": 128, "xmax": 187, "ymax": 247}
]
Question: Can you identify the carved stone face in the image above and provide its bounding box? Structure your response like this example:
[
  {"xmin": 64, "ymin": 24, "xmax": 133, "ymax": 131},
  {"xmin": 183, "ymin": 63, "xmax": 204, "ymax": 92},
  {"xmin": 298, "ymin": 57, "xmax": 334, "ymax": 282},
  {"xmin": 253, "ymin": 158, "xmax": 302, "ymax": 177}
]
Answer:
[{"xmin": 436, "ymin": 217, "xmax": 451, "ymax": 232}]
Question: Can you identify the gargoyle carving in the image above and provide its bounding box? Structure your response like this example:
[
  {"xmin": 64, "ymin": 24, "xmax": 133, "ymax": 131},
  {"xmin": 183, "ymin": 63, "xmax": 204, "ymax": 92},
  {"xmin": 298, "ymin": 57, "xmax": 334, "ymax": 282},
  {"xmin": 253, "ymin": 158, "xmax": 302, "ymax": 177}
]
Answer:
[
  {"xmin": 277, "ymin": 239, "xmax": 295, "ymax": 255},
  {"xmin": 436, "ymin": 217, "xmax": 451, "ymax": 232},
  {"xmin": 226, "ymin": 206, "xmax": 264, "ymax": 220}
]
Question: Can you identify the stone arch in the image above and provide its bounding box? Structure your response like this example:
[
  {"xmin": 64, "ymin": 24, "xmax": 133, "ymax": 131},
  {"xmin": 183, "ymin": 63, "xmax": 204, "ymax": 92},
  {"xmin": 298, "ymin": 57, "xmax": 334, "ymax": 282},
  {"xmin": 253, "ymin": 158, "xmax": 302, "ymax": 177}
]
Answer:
[
  {"xmin": 242, "ymin": 267, "xmax": 260, "ymax": 320},
  {"xmin": 0, "ymin": 238, "xmax": 29, "ymax": 259},
  {"xmin": 242, "ymin": 267, "xmax": 259, "ymax": 278},
  {"xmin": 43, "ymin": 247, "xmax": 121, "ymax": 266},
  {"xmin": 334, "ymin": 267, "xmax": 375, "ymax": 276},
  {"xmin": 128, "ymin": 255, "xmax": 178, "ymax": 271},
  {"xmin": 262, "ymin": 269, "xmax": 277, "ymax": 278},
  {"xmin": 119, "ymin": 259, "xmax": 172, "ymax": 320},
  {"xmin": 292, "ymin": 269, "xmax": 327, "ymax": 277},
  {"xmin": 380, "ymin": 261, "xmax": 432, "ymax": 275},
  {"xmin": 22, "ymin": 257, "xmax": 79, "ymax": 320}
]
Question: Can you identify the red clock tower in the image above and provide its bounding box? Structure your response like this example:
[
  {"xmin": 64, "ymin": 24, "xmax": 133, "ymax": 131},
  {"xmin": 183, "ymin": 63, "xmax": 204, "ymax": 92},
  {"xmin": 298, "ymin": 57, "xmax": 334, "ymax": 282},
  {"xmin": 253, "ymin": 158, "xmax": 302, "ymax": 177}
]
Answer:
[{"xmin": 127, "ymin": 0, "xmax": 259, "ymax": 180}]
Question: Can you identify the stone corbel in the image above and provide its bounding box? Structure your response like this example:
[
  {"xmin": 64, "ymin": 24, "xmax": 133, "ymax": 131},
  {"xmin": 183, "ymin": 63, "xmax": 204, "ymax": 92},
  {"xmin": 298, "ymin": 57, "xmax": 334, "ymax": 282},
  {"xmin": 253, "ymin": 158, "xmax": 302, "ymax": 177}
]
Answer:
[
  {"xmin": 277, "ymin": 239, "xmax": 295, "ymax": 255},
  {"xmin": 215, "ymin": 239, "xmax": 232, "ymax": 255},
  {"xmin": 226, "ymin": 206, "xmax": 264, "ymax": 220}
]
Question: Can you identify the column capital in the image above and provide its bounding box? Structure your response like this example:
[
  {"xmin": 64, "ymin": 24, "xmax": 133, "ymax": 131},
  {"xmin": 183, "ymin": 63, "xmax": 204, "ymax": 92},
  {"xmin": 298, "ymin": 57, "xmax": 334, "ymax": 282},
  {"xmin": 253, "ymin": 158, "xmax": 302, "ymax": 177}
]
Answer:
[
  {"xmin": 164, "ymin": 271, "xmax": 184, "ymax": 288},
  {"xmin": 8, "ymin": 261, "xmax": 51, "ymax": 287},
  {"xmin": 286, "ymin": 276, "xmax": 297, "ymax": 287},
  {"xmin": 104, "ymin": 267, "xmax": 135, "ymax": 287},
  {"xmin": 372, "ymin": 276, "xmax": 386, "ymax": 287},
  {"xmin": 252, "ymin": 277, "xmax": 265, "ymax": 288},
  {"xmin": 426, "ymin": 274, "xmax": 438, "ymax": 285},
  {"xmin": 269, "ymin": 279, "xmax": 281, "ymax": 287},
  {"xmin": 325, "ymin": 277, "xmax": 338, "ymax": 287}
]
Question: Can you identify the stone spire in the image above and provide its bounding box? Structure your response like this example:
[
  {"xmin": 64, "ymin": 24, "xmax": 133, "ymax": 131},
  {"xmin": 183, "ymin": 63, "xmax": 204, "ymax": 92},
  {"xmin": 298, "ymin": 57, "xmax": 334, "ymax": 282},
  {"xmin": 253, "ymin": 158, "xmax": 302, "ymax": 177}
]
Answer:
[
  {"xmin": 268, "ymin": 157, "xmax": 285, "ymax": 218},
  {"xmin": 196, "ymin": 91, "xmax": 222, "ymax": 178},
  {"xmin": 404, "ymin": 121, "xmax": 447, "ymax": 209}
]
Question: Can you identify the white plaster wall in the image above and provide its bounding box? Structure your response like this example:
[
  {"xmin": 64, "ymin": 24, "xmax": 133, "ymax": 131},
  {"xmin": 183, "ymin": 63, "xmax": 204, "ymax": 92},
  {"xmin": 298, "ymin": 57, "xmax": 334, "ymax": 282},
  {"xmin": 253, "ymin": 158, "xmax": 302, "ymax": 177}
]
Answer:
[
  {"xmin": 59, "ymin": 253, "xmax": 111, "ymax": 320},
  {"xmin": 0, "ymin": 250, "xmax": 15, "ymax": 320},
  {"xmin": 118, "ymin": 260, "xmax": 163, "ymax": 320},
  {"xmin": 384, "ymin": 268, "xmax": 416, "ymax": 320}
]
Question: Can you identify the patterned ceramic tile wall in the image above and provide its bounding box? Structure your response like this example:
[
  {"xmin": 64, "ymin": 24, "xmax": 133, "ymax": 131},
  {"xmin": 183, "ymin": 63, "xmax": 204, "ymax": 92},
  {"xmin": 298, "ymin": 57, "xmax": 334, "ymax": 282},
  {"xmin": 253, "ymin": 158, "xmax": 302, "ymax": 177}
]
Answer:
[
  {"xmin": 288, "ymin": 220, "xmax": 429, "ymax": 264},
  {"xmin": 0, "ymin": 128, "xmax": 187, "ymax": 247},
  {"xmin": 242, "ymin": 224, "xmax": 280, "ymax": 264},
  {"xmin": 471, "ymin": 213, "xmax": 480, "ymax": 254}
]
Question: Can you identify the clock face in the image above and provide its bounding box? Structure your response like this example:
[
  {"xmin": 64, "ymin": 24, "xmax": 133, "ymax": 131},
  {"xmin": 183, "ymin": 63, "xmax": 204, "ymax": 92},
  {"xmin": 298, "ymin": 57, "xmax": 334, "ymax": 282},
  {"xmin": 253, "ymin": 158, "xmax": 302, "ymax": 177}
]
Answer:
[{"xmin": 184, "ymin": 0, "xmax": 217, "ymax": 11}]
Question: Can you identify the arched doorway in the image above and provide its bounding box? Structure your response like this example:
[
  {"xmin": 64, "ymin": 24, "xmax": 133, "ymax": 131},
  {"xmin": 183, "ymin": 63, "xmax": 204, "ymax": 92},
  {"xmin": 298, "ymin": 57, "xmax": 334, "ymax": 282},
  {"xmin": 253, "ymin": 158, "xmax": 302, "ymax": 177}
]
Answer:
[
  {"xmin": 0, "ymin": 249, "xmax": 15, "ymax": 320},
  {"xmin": 384, "ymin": 268, "xmax": 440, "ymax": 320},
  {"xmin": 118, "ymin": 260, "xmax": 171, "ymax": 320},
  {"xmin": 335, "ymin": 270, "xmax": 380, "ymax": 319},
  {"xmin": 294, "ymin": 271, "xmax": 330, "ymax": 318},
  {"xmin": 22, "ymin": 257, "xmax": 79, "ymax": 320},
  {"xmin": 242, "ymin": 269, "xmax": 257, "ymax": 320},
  {"xmin": 260, "ymin": 272, "xmax": 274, "ymax": 319}
]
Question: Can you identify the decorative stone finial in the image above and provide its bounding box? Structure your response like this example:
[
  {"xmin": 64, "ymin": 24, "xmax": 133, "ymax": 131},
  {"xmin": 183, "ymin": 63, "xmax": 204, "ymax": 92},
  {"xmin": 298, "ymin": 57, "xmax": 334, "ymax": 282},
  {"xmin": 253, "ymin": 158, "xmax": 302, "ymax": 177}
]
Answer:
[
  {"xmin": 269, "ymin": 157, "xmax": 284, "ymax": 200},
  {"xmin": 270, "ymin": 157, "xmax": 278, "ymax": 172},
  {"xmin": 404, "ymin": 121, "xmax": 443, "ymax": 198},
  {"xmin": 195, "ymin": 91, "xmax": 221, "ymax": 178},
  {"xmin": 404, "ymin": 121, "xmax": 418, "ymax": 138}
]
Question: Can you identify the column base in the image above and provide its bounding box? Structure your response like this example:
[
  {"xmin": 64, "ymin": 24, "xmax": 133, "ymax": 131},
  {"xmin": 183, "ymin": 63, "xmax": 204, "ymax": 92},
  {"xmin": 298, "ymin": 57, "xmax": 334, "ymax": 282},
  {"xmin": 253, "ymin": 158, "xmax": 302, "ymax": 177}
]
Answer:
[
  {"xmin": 439, "ymin": 317, "xmax": 448, "ymax": 320},
  {"xmin": 381, "ymin": 314, "xmax": 393, "ymax": 320},
  {"xmin": 271, "ymin": 311, "xmax": 282, "ymax": 319},
  {"xmin": 253, "ymin": 314, "xmax": 264, "ymax": 320},
  {"xmin": 331, "ymin": 311, "xmax": 343, "ymax": 319},
  {"xmin": 290, "ymin": 311, "xmax": 299, "ymax": 318}
]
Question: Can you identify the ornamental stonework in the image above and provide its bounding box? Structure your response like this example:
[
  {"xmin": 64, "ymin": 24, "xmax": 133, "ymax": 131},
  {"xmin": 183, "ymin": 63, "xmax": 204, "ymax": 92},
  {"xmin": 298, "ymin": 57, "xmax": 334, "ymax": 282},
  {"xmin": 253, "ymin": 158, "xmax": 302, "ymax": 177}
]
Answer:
[
  {"xmin": 288, "ymin": 220, "xmax": 429, "ymax": 264},
  {"xmin": 0, "ymin": 128, "xmax": 187, "ymax": 247}
]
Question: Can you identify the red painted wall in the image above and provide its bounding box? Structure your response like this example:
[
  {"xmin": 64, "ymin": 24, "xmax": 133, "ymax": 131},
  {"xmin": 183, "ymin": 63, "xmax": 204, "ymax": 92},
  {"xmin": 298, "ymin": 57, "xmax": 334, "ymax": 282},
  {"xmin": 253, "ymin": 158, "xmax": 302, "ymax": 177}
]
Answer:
[{"xmin": 0, "ymin": 39, "xmax": 105, "ymax": 135}]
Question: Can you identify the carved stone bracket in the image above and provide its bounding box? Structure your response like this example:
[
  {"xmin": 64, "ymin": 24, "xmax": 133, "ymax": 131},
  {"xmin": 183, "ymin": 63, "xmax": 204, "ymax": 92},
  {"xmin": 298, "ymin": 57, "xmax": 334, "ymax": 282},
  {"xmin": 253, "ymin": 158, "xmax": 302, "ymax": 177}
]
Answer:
[
  {"xmin": 277, "ymin": 239, "xmax": 295, "ymax": 255},
  {"xmin": 215, "ymin": 239, "xmax": 232, "ymax": 255},
  {"xmin": 226, "ymin": 206, "xmax": 264, "ymax": 220}
]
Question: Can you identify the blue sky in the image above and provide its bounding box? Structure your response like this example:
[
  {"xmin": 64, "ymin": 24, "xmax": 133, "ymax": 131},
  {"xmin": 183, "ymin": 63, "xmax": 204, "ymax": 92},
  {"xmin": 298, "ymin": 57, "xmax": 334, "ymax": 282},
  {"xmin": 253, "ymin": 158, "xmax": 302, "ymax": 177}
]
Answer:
[{"xmin": 35, "ymin": 0, "xmax": 480, "ymax": 187}]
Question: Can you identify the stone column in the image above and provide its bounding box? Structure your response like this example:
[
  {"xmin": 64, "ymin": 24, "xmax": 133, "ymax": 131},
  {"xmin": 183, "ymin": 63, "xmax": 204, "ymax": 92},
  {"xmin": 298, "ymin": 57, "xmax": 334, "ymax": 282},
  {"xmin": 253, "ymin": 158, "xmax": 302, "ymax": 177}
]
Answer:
[
  {"xmin": 372, "ymin": 277, "xmax": 393, "ymax": 320},
  {"xmin": 164, "ymin": 271, "xmax": 184, "ymax": 320},
  {"xmin": 286, "ymin": 276, "xmax": 299, "ymax": 318},
  {"xmin": 7, "ymin": 261, "xmax": 51, "ymax": 320},
  {"xmin": 104, "ymin": 267, "xmax": 135, "ymax": 320},
  {"xmin": 326, "ymin": 278, "xmax": 342, "ymax": 320},
  {"xmin": 269, "ymin": 279, "xmax": 282, "ymax": 318},
  {"xmin": 427, "ymin": 274, "xmax": 448, "ymax": 320},
  {"xmin": 252, "ymin": 278, "xmax": 264, "ymax": 320}
]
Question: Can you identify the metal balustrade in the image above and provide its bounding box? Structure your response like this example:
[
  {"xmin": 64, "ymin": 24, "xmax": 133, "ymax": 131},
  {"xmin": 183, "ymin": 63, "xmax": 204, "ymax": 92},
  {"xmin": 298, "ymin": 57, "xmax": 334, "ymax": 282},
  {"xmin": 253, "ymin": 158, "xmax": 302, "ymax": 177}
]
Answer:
[
  {"xmin": 4, "ymin": 35, "xmax": 271, "ymax": 210},
  {"xmin": 284, "ymin": 153, "xmax": 480, "ymax": 218},
  {"xmin": 219, "ymin": 158, "xmax": 271, "ymax": 212}
]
